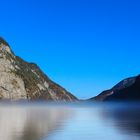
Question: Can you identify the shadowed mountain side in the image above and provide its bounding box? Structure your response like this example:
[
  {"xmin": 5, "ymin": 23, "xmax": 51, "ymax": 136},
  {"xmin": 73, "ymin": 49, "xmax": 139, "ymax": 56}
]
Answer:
[{"xmin": 90, "ymin": 76, "xmax": 140, "ymax": 101}]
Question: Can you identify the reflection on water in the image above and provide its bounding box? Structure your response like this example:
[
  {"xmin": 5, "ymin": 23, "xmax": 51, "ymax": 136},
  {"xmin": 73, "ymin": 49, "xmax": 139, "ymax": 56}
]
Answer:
[
  {"xmin": 0, "ymin": 104, "xmax": 73, "ymax": 140},
  {"xmin": 100, "ymin": 104, "xmax": 140, "ymax": 136},
  {"xmin": 0, "ymin": 103, "xmax": 140, "ymax": 140}
]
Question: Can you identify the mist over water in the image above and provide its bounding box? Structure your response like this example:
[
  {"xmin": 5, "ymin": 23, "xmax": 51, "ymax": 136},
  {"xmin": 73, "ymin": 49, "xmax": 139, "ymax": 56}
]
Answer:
[{"xmin": 0, "ymin": 102, "xmax": 140, "ymax": 140}]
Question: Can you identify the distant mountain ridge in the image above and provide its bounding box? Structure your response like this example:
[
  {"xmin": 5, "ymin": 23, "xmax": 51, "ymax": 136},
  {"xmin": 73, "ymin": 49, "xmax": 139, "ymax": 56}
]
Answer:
[
  {"xmin": 0, "ymin": 37, "xmax": 77, "ymax": 101},
  {"xmin": 90, "ymin": 75, "xmax": 140, "ymax": 101}
]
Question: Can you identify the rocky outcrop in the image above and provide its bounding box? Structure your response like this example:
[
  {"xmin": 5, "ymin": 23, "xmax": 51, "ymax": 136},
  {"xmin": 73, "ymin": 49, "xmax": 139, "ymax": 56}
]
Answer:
[
  {"xmin": 90, "ymin": 76, "xmax": 140, "ymax": 101},
  {"xmin": 0, "ymin": 37, "xmax": 77, "ymax": 101}
]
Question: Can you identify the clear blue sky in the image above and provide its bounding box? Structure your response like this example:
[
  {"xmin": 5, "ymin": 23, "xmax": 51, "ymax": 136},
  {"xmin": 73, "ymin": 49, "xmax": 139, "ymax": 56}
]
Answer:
[{"xmin": 1, "ymin": 0, "xmax": 140, "ymax": 99}]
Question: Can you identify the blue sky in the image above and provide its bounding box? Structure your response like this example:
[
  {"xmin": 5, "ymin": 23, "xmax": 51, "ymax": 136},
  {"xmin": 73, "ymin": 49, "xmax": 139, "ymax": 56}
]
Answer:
[{"xmin": 0, "ymin": 0, "xmax": 140, "ymax": 99}]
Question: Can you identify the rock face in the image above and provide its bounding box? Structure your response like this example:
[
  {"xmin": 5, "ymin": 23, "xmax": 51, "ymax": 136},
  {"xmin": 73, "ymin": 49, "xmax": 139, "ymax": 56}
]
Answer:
[
  {"xmin": 0, "ymin": 37, "xmax": 77, "ymax": 101},
  {"xmin": 90, "ymin": 76, "xmax": 140, "ymax": 101}
]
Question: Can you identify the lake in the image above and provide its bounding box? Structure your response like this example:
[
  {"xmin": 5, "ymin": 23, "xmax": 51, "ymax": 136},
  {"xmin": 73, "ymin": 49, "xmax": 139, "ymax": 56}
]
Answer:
[{"xmin": 0, "ymin": 102, "xmax": 140, "ymax": 140}]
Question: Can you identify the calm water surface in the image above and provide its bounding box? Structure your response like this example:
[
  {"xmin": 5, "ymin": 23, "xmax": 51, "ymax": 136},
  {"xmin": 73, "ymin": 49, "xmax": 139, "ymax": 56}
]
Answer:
[{"xmin": 0, "ymin": 102, "xmax": 140, "ymax": 140}]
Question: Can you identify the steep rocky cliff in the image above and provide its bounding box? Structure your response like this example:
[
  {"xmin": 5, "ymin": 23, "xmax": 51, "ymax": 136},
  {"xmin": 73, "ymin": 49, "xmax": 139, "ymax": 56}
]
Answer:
[
  {"xmin": 0, "ymin": 37, "xmax": 77, "ymax": 101},
  {"xmin": 90, "ymin": 76, "xmax": 140, "ymax": 101}
]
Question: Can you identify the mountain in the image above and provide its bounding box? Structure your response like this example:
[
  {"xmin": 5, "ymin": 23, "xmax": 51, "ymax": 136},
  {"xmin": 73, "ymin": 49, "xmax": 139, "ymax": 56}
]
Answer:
[
  {"xmin": 90, "ymin": 75, "xmax": 140, "ymax": 101},
  {"xmin": 0, "ymin": 37, "xmax": 77, "ymax": 101}
]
